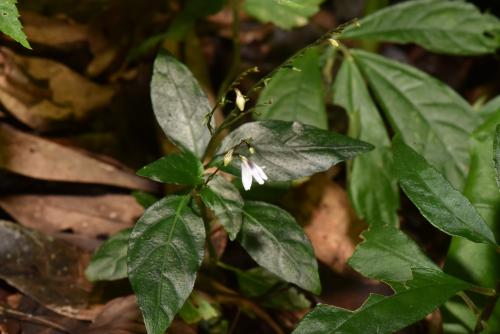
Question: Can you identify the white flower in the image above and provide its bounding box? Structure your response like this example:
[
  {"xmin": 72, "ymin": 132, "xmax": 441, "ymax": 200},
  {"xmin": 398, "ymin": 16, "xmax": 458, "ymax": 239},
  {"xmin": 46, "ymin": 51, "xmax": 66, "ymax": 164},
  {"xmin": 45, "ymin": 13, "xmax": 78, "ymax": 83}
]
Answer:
[{"xmin": 240, "ymin": 156, "xmax": 268, "ymax": 191}]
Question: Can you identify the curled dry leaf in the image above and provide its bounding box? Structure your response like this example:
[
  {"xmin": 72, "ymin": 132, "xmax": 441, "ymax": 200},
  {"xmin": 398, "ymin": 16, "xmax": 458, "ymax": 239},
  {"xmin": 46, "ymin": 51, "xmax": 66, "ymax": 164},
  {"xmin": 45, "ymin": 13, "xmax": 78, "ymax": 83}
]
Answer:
[
  {"xmin": 285, "ymin": 174, "xmax": 366, "ymax": 274},
  {"xmin": 0, "ymin": 47, "xmax": 115, "ymax": 131},
  {"xmin": 0, "ymin": 194, "xmax": 143, "ymax": 238},
  {"xmin": 0, "ymin": 220, "xmax": 101, "ymax": 320},
  {"xmin": 0, "ymin": 124, "xmax": 155, "ymax": 191}
]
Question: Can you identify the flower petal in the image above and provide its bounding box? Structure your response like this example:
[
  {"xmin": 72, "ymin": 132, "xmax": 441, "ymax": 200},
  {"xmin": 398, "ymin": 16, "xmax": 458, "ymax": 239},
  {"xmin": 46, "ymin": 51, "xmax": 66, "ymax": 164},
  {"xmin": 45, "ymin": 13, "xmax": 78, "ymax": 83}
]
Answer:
[
  {"xmin": 253, "ymin": 164, "xmax": 268, "ymax": 181},
  {"xmin": 241, "ymin": 159, "xmax": 253, "ymax": 190},
  {"xmin": 247, "ymin": 161, "xmax": 264, "ymax": 185}
]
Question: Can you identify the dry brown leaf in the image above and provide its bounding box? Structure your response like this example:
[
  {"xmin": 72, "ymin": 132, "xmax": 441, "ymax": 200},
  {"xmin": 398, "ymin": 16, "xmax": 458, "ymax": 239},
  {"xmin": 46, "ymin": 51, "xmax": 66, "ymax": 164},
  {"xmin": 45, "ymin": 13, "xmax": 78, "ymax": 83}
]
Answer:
[
  {"xmin": 284, "ymin": 174, "xmax": 366, "ymax": 274},
  {"xmin": 82, "ymin": 295, "xmax": 196, "ymax": 334},
  {"xmin": 0, "ymin": 124, "xmax": 155, "ymax": 191},
  {"xmin": 0, "ymin": 194, "xmax": 143, "ymax": 238},
  {"xmin": 82, "ymin": 295, "xmax": 146, "ymax": 334},
  {"xmin": 0, "ymin": 47, "xmax": 115, "ymax": 131},
  {"xmin": 0, "ymin": 220, "xmax": 102, "ymax": 320},
  {"xmin": 22, "ymin": 12, "xmax": 89, "ymax": 49}
]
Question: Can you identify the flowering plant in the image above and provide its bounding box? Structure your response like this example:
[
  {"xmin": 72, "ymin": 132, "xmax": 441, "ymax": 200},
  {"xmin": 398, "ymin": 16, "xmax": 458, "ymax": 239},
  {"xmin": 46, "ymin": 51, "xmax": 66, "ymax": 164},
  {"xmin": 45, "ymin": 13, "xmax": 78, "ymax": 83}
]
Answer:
[{"xmin": 84, "ymin": 1, "xmax": 500, "ymax": 333}]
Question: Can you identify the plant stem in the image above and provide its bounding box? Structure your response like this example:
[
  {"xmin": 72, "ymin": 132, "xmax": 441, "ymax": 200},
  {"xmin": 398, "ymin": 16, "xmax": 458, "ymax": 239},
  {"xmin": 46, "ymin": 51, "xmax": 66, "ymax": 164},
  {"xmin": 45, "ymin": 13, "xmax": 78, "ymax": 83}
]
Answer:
[
  {"xmin": 247, "ymin": 19, "xmax": 358, "ymax": 99},
  {"xmin": 216, "ymin": 261, "xmax": 243, "ymax": 274},
  {"xmin": 193, "ymin": 193, "xmax": 218, "ymax": 263},
  {"xmin": 474, "ymin": 281, "xmax": 500, "ymax": 333},
  {"xmin": 457, "ymin": 292, "xmax": 481, "ymax": 315},
  {"xmin": 468, "ymin": 286, "xmax": 497, "ymax": 297},
  {"xmin": 217, "ymin": 0, "xmax": 242, "ymax": 99}
]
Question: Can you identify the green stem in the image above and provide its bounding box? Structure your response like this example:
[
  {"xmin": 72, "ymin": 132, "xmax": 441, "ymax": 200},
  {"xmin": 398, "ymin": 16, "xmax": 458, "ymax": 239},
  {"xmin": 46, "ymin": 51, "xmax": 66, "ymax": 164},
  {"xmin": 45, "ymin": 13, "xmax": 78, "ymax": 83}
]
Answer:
[
  {"xmin": 216, "ymin": 261, "xmax": 244, "ymax": 274},
  {"xmin": 457, "ymin": 292, "xmax": 481, "ymax": 315},
  {"xmin": 217, "ymin": 0, "xmax": 242, "ymax": 98},
  {"xmin": 247, "ymin": 19, "xmax": 358, "ymax": 99},
  {"xmin": 474, "ymin": 281, "xmax": 500, "ymax": 333},
  {"xmin": 193, "ymin": 193, "xmax": 218, "ymax": 263},
  {"xmin": 468, "ymin": 286, "xmax": 497, "ymax": 297}
]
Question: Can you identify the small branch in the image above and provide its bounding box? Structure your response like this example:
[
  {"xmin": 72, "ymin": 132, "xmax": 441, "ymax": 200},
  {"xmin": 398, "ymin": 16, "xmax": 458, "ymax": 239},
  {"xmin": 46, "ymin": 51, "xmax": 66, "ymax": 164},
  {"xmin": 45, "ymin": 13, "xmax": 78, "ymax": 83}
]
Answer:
[
  {"xmin": 201, "ymin": 279, "xmax": 283, "ymax": 334},
  {"xmin": 0, "ymin": 305, "xmax": 71, "ymax": 333},
  {"xmin": 215, "ymin": 294, "xmax": 284, "ymax": 334}
]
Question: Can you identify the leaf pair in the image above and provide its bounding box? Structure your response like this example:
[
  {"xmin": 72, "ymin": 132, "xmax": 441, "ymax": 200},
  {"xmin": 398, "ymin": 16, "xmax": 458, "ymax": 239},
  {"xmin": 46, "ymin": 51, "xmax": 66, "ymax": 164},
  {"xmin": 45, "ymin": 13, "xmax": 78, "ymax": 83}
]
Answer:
[{"xmin": 125, "ymin": 197, "xmax": 320, "ymax": 334}]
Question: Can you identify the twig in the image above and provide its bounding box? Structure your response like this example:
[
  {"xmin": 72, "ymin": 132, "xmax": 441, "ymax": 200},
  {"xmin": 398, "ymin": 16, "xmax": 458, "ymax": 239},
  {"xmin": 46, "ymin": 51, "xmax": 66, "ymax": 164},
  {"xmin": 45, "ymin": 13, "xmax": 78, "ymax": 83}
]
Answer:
[
  {"xmin": 203, "ymin": 280, "xmax": 284, "ymax": 334},
  {"xmin": 215, "ymin": 294, "xmax": 284, "ymax": 334},
  {"xmin": 228, "ymin": 307, "xmax": 241, "ymax": 334},
  {"xmin": 0, "ymin": 304, "xmax": 71, "ymax": 333}
]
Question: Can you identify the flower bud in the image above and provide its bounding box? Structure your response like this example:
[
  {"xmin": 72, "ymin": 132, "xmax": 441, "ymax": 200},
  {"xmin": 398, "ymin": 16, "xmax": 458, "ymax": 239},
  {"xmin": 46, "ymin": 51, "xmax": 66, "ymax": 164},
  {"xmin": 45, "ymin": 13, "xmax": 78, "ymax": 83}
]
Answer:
[
  {"xmin": 235, "ymin": 88, "xmax": 246, "ymax": 111},
  {"xmin": 223, "ymin": 149, "xmax": 234, "ymax": 166},
  {"xmin": 328, "ymin": 38, "xmax": 339, "ymax": 48},
  {"xmin": 249, "ymin": 147, "xmax": 255, "ymax": 155}
]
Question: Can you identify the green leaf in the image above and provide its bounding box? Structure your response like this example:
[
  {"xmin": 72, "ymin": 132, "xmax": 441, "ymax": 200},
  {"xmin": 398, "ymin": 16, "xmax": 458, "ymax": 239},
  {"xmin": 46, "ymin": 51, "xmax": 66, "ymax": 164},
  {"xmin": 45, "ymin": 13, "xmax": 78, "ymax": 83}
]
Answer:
[
  {"xmin": 200, "ymin": 175, "xmax": 243, "ymax": 241},
  {"xmin": 444, "ymin": 113, "xmax": 500, "ymax": 333},
  {"xmin": 137, "ymin": 150, "xmax": 204, "ymax": 186},
  {"xmin": 85, "ymin": 228, "xmax": 131, "ymax": 282},
  {"xmin": 128, "ymin": 195, "xmax": 205, "ymax": 334},
  {"xmin": 393, "ymin": 135, "xmax": 497, "ymax": 246},
  {"xmin": 455, "ymin": 112, "xmax": 500, "ymax": 236},
  {"xmin": 239, "ymin": 201, "xmax": 321, "ymax": 294},
  {"xmin": 256, "ymin": 47, "xmax": 327, "ymax": 129},
  {"xmin": 464, "ymin": 113, "xmax": 500, "ymax": 235},
  {"xmin": 333, "ymin": 56, "xmax": 398, "ymax": 227},
  {"xmin": 349, "ymin": 227, "xmax": 441, "ymax": 283},
  {"xmin": 179, "ymin": 291, "xmax": 219, "ymax": 324},
  {"xmin": 479, "ymin": 95, "xmax": 500, "ymax": 120},
  {"xmin": 495, "ymin": 124, "xmax": 500, "ymax": 189},
  {"xmin": 442, "ymin": 299, "xmax": 476, "ymax": 334},
  {"xmin": 132, "ymin": 191, "xmax": 159, "ymax": 209},
  {"xmin": 217, "ymin": 120, "xmax": 373, "ymax": 182},
  {"xmin": 236, "ymin": 267, "xmax": 311, "ymax": 311},
  {"xmin": 151, "ymin": 51, "xmax": 213, "ymax": 158},
  {"xmin": 244, "ymin": 0, "xmax": 324, "ymax": 29},
  {"xmin": 352, "ymin": 49, "xmax": 479, "ymax": 189},
  {"xmin": 340, "ymin": 0, "xmax": 500, "ymax": 55},
  {"xmin": 0, "ymin": 0, "xmax": 30, "ymax": 49},
  {"xmin": 292, "ymin": 269, "xmax": 470, "ymax": 334}
]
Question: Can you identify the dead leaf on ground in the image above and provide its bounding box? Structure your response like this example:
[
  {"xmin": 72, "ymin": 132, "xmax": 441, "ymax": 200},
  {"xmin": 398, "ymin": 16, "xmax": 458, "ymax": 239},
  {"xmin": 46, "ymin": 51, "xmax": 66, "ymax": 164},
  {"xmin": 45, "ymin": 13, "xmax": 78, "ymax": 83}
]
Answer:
[
  {"xmin": 283, "ymin": 174, "xmax": 366, "ymax": 274},
  {"xmin": 0, "ymin": 194, "xmax": 143, "ymax": 238},
  {"xmin": 0, "ymin": 47, "xmax": 115, "ymax": 131},
  {"xmin": 0, "ymin": 124, "xmax": 156, "ymax": 191},
  {"xmin": 0, "ymin": 220, "xmax": 102, "ymax": 320},
  {"xmin": 82, "ymin": 295, "xmax": 145, "ymax": 334},
  {"xmin": 22, "ymin": 12, "xmax": 89, "ymax": 50}
]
